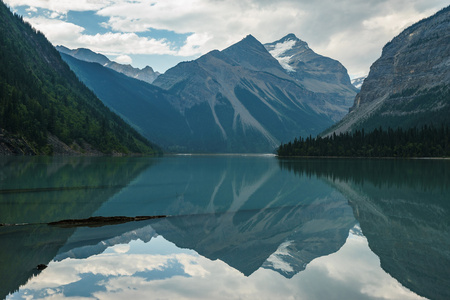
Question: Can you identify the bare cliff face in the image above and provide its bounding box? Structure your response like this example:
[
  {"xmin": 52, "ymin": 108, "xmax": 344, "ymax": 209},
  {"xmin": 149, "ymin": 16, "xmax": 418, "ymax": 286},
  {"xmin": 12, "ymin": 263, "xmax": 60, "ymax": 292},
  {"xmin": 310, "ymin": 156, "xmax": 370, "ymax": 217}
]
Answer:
[{"xmin": 327, "ymin": 6, "xmax": 450, "ymax": 135}]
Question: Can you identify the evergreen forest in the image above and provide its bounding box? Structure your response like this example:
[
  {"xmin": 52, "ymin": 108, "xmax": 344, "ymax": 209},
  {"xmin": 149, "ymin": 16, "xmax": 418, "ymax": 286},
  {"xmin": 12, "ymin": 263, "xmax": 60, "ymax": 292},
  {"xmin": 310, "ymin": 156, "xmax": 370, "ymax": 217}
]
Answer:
[{"xmin": 277, "ymin": 125, "xmax": 450, "ymax": 158}]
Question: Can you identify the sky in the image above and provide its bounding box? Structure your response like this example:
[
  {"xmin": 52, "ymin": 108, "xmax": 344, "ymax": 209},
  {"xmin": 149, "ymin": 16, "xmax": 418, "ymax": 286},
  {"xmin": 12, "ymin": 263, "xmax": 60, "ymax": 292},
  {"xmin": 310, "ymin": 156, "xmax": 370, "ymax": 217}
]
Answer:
[{"xmin": 4, "ymin": 0, "xmax": 449, "ymax": 78}]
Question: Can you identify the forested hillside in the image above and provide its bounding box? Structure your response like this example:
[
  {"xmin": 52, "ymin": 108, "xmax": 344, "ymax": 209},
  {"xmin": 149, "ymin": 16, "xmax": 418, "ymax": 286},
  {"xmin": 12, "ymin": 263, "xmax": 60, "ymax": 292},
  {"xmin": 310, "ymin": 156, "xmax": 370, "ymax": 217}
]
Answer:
[
  {"xmin": 0, "ymin": 1, "xmax": 159, "ymax": 155},
  {"xmin": 278, "ymin": 125, "xmax": 449, "ymax": 157}
]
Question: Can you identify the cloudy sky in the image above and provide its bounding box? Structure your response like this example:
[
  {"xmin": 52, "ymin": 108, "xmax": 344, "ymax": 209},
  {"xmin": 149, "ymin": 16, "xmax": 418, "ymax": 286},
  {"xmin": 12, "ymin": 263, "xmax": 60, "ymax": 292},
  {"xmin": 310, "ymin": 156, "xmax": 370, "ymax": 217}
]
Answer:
[{"xmin": 4, "ymin": 0, "xmax": 449, "ymax": 77}]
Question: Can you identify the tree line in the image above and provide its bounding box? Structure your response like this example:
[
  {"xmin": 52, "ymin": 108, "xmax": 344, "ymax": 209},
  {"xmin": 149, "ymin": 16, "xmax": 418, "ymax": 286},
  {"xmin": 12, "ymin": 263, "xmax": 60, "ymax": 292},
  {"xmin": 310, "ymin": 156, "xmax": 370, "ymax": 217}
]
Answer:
[{"xmin": 277, "ymin": 125, "xmax": 449, "ymax": 158}]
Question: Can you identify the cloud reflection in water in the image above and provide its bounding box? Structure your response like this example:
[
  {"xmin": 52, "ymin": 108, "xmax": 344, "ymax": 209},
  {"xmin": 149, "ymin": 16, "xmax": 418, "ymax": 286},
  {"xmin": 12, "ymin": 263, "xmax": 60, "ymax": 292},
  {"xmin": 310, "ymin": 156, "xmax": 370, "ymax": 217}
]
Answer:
[{"xmin": 9, "ymin": 228, "xmax": 424, "ymax": 300}]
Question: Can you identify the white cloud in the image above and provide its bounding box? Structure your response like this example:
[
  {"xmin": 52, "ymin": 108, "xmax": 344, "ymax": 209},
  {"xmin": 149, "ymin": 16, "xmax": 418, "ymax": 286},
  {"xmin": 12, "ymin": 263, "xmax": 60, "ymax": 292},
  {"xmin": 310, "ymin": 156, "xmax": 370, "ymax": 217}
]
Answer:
[
  {"xmin": 23, "ymin": 17, "xmax": 85, "ymax": 44},
  {"xmin": 23, "ymin": 17, "xmax": 177, "ymax": 57},
  {"xmin": 111, "ymin": 243, "xmax": 131, "ymax": 253},
  {"xmin": 49, "ymin": 11, "xmax": 62, "ymax": 19},
  {"xmin": 93, "ymin": 0, "xmax": 449, "ymax": 76},
  {"xmin": 25, "ymin": 6, "xmax": 37, "ymax": 12},
  {"xmin": 4, "ymin": 0, "xmax": 111, "ymax": 13},
  {"xmin": 76, "ymin": 32, "xmax": 177, "ymax": 55},
  {"xmin": 178, "ymin": 32, "xmax": 212, "ymax": 57},
  {"xmin": 96, "ymin": 0, "xmax": 303, "ymax": 54},
  {"xmin": 5, "ymin": 0, "xmax": 449, "ymax": 75}
]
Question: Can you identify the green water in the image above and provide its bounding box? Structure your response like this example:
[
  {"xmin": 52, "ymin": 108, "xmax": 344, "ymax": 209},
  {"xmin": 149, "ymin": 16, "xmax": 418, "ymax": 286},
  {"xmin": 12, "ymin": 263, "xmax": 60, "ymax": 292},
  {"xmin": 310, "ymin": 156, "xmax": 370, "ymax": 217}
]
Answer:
[{"xmin": 1, "ymin": 155, "xmax": 449, "ymax": 300}]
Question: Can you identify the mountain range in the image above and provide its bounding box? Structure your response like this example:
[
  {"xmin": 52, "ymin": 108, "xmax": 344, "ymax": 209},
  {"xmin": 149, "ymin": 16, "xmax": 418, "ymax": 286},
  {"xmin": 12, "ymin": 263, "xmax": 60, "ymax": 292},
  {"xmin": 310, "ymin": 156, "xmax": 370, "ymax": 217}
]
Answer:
[
  {"xmin": 326, "ymin": 5, "xmax": 450, "ymax": 135},
  {"xmin": 60, "ymin": 34, "xmax": 357, "ymax": 153},
  {"xmin": 2, "ymin": 0, "xmax": 447, "ymax": 155},
  {"xmin": 56, "ymin": 45, "xmax": 160, "ymax": 84},
  {"xmin": 0, "ymin": 1, "xmax": 158, "ymax": 155}
]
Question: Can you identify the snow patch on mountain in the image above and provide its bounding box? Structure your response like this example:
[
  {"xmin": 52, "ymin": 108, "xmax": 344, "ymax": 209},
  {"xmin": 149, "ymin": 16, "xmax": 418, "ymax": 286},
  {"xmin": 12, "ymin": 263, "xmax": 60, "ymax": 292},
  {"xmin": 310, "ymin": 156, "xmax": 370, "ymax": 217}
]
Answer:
[
  {"xmin": 265, "ymin": 240, "xmax": 294, "ymax": 273},
  {"xmin": 268, "ymin": 40, "xmax": 296, "ymax": 72},
  {"xmin": 351, "ymin": 76, "xmax": 366, "ymax": 90}
]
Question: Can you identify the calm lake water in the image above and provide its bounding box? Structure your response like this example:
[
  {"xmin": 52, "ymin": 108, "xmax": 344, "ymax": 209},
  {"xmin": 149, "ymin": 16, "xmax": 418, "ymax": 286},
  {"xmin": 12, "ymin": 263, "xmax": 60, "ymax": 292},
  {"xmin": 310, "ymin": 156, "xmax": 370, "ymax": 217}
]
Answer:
[{"xmin": 0, "ymin": 155, "xmax": 449, "ymax": 300}]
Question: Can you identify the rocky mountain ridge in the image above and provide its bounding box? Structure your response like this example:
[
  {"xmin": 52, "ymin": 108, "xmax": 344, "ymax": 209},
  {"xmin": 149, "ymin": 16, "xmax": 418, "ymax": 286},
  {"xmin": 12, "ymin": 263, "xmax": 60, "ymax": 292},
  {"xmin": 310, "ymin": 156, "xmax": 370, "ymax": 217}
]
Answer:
[
  {"xmin": 326, "ymin": 6, "xmax": 450, "ymax": 135},
  {"xmin": 58, "ymin": 32, "xmax": 357, "ymax": 153},
  {"xmin": 264, "ymin": 34, "xmax": 357, "ymax": 109},
  {"xmin": 150, "ymin": 34, "xmax": 357, "ymax": 152},
  {"xmin": 56, "ymin": 45, "xmax": 160, "ymax": 84}
]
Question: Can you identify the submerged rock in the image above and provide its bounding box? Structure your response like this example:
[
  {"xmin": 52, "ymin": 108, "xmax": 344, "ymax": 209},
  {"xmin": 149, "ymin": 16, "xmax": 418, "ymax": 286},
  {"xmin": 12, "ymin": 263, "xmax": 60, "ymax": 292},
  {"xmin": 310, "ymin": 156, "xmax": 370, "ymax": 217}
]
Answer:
[{"xmin": 48, "ymin": 216, "xmax": 167, "ymax": 228}]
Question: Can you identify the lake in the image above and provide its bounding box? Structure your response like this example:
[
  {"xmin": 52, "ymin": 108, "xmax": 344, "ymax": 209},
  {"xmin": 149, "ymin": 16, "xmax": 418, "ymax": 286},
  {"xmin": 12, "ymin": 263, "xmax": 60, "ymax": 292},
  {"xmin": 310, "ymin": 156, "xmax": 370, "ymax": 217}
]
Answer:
[{"xmin": 1, "ymin": 155, "xmax": 449, "ymax": 300}]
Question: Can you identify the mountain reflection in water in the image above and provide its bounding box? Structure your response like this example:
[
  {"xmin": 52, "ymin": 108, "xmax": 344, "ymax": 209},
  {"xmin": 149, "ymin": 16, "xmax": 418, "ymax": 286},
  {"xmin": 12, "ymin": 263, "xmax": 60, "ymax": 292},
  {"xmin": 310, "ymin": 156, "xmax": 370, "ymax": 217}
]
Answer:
[
  {"xmin": 1, "ymin": 156, "xmax": 448, "ymax": 299},
  {"xmin": 279, "ymin": 158, "xmax": 450, "ymax": 300},
  {"xmin": 0, "ymin": 156, "xmax": 154, "ymax": 299}
]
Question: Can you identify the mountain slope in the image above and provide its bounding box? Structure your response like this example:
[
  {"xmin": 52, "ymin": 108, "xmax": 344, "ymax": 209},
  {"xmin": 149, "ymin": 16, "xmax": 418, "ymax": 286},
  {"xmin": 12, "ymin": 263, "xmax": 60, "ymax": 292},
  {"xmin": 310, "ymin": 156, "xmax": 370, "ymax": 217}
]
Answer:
[
  {"xmin": 59, "ymin": 53, "xmax": 191, "ymax": 150},
  {"xmin": 326, "ymin": 6, "xmax": 450, "ymax": 135},
  {"xmin": 60, "ymin": 34, "xmax": 356, "ymax": 153},
  {"xmin": 56, "ymin": 46, "xmax": 160, "ymax": 84},
  {"xmin": 0, "ymin": 1, "xmax": 158, "ymax": 155},
  {"xmin": 265, "ymin": 34, "xmax": 357, "ymax": 111},
  {"xmin": 151, "ymin": 34, "xmax": 355, "ymax": 152}
]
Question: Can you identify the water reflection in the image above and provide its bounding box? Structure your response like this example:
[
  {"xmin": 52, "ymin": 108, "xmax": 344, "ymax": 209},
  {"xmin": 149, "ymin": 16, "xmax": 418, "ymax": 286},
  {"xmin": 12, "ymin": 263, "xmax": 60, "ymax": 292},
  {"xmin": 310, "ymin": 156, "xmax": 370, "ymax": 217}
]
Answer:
[
  {"xmin": 7, "ymin": 228, "xmax": 424, "ymax": 300},
  {"xmin": 0, "ymin": 156, "xmax": 154, "ymax": 299},
  {"xmin": 1, "ymin": 156, "xmax": 448, "ymax": 299},
  {"xmin": 94, "ymin": 156, "xmax": 355, "ymax": 277},
  {"xmin": 0, "ymin": 156, "xmax": 154, "ymax": 224},
  {"xmin": 280, "ymin": 158, "xmax": 450, "ymax": 300}
]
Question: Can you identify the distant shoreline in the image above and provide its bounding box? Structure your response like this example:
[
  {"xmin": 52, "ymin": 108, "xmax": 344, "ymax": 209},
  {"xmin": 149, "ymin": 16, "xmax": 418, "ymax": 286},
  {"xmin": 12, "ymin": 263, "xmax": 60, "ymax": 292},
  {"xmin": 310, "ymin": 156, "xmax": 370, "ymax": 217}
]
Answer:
[{"xmin": 276, "ymin": 155, "xmax": 449, "ymax": 160}]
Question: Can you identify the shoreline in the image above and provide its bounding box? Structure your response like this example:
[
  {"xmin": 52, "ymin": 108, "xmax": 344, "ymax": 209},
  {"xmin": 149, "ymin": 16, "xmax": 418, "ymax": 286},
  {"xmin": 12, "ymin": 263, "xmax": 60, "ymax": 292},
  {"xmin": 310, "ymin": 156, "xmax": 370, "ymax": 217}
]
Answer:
[{"xmin": 276, "ymin": 155, "xmax": 450, "ymax": 160}]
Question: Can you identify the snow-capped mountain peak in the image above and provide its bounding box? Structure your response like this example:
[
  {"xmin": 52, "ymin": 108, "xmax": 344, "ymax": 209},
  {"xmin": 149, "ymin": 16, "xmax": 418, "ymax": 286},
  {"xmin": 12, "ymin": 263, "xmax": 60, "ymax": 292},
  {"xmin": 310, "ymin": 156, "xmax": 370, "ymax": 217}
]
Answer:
[
  {"xmin": 267, "ymin": 39, "xmax": 297, "ymax": 72},
  {"xmin": 351, "ymin": 76, "xmax": 366, "ymax": 90}
]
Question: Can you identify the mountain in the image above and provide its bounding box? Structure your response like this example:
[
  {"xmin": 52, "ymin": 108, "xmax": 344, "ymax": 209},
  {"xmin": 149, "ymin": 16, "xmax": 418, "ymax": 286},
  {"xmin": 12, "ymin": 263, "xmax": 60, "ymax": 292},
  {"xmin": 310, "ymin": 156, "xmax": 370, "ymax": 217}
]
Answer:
[
  {"xmin": 59, "ymin": 53, "xmax": 191, "ymax": 150},
  {"xmin": 150, "ymin": 34, "xmax": 356, "ymax": 152},
  {"xmin": 264, "ymin": 34, "xmax": 357, "ymax": 109},
  {"xmin": 0, "ymin": 1, "xmax": 158, "ymax": 155},
  {"xmin": 56, "ymin": 45, "xmax": 160, "ymax": 84},
  {"xmin": 351, "ymin": 76, "xmax": 366, "ymax": 90},
  {"xmin": 59, "ymin": 33, "xmax": 356, "ymax": 153},
  {"xmin": 326, "ymin": 6, "xmax": 450, "ymax": 135}
]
